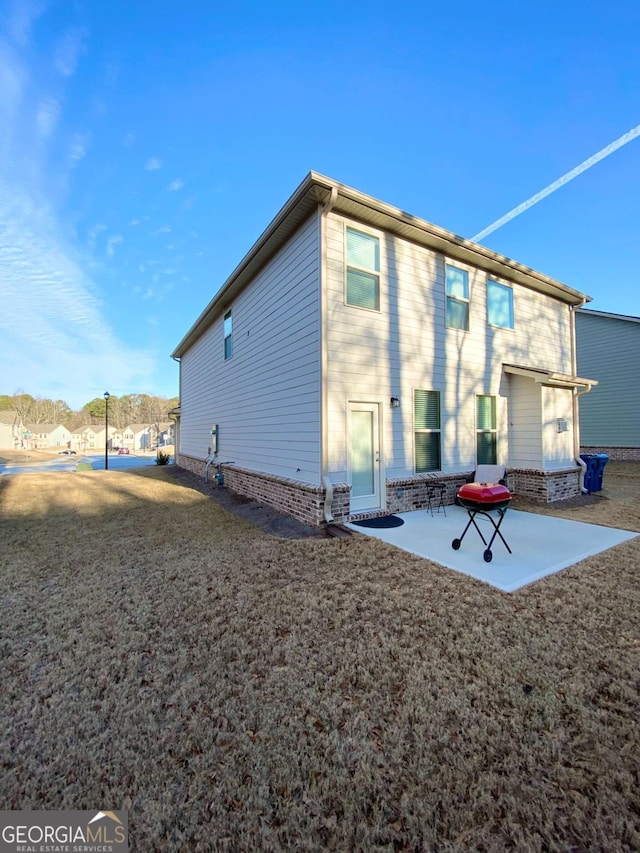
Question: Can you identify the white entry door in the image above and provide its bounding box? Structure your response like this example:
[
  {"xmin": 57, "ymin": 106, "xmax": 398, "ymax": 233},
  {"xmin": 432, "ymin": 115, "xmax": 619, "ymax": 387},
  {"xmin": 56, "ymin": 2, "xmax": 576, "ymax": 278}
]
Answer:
[{"xmin": 348, "ymin": 402, "xmax": 382, "ymax": 513}]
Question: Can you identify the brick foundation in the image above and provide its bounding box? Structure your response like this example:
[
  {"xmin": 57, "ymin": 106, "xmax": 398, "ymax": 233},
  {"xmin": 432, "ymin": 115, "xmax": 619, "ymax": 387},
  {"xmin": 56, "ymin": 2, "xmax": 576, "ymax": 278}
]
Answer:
[
  {"xmin": 581, "ymin": 446, "xmax": 640, "ymax": 462},
  {"xmin": 508, "ymin": 467, "xmax": 581, "ymax": 502},
  {"xmin": 386, "ymin": 473, "xmax": 471, "ymax": 514},
  {"xmin": 177, "ymin": 454, "xmax": 583, "ymax": 524},
  {"xmin": 388, "ymin": 468, "xmax": 581, "ymax": 508},
  {"xmin": 177, "ymin": 455, "xmax": 350, "ymax": 527}
]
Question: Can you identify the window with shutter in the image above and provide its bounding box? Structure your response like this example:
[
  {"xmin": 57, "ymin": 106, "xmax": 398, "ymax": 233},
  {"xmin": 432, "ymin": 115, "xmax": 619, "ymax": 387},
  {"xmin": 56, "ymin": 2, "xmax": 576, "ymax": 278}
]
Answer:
[
  {"xmin": 414, "ymin": 390, "xmax": 441, "ymax": 472},
  {"xmin": 476, "ymin": 394, "xmax": 497, "ymax": 465}
]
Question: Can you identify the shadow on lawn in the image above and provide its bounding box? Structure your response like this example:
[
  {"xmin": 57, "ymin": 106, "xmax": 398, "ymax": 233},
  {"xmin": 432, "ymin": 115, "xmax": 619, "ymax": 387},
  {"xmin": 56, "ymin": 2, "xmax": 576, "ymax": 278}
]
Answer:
[{"xmin": 1, "ymin": 464, "xmax": 639, "ymax": 850}]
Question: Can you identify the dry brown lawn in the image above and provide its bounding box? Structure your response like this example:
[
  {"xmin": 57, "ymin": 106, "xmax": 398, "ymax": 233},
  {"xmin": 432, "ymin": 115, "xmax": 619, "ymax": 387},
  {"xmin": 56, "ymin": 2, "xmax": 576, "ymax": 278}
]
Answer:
[{"xmin": 1, "ymin": 463, "xmax": 639, "ymax": 851}]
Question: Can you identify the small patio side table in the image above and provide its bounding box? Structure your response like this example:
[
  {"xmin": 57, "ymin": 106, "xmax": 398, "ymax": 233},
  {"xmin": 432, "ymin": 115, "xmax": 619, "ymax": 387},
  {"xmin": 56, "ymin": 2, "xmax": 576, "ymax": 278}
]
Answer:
[{"xmin": 426, "ymin": 482, "xmax": 447, "ymax": 517}]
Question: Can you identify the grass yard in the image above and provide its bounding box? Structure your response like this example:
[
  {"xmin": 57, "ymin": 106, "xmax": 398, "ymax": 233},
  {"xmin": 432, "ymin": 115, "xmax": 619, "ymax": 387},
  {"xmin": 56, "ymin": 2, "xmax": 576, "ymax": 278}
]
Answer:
[{"xmin": 1, "ymin": 464, "xmax": 639, "ymax": 851}]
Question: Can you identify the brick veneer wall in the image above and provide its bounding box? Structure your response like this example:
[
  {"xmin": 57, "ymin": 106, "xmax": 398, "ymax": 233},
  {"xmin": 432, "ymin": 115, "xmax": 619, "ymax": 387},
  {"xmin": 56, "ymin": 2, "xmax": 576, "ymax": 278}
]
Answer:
[
  {"xmin": 388, "ymin": 468, "xmax": 581, "ymax": 509},
  {"xmin": 176, "ymin": 455, "xmax": 350, "ymax": 527},
  {"xmin": 508, "ymin": 467, "xmax": 581, "ymax": 502},
  {"xmin": 581, "ymin": 446, "xmax": 640, "ymax": 462},
  {"xmin": 178, "ymin": 453, "xmax": 583, "ymax": 525},
  {"xmin": 386, "ymin": 473, "xmax": 470, "ymax": 514}
]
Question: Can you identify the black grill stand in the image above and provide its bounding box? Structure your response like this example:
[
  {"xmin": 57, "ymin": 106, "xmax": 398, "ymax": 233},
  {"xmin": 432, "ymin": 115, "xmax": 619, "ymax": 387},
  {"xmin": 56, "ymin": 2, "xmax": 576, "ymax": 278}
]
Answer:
[{"xmin": 452, "ymin": 505, "xmax": 512, "ymax": 563}]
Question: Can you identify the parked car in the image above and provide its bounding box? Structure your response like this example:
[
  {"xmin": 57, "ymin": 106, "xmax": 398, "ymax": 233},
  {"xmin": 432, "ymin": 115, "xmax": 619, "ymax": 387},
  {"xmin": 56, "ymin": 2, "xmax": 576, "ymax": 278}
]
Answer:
[
  {"xmin": 118, "ymin": 447, "xmax": 130, "ymax": 455},
  {"xmin": 58, "ymin": 450, "xmax": 77, "ymax": 455}
]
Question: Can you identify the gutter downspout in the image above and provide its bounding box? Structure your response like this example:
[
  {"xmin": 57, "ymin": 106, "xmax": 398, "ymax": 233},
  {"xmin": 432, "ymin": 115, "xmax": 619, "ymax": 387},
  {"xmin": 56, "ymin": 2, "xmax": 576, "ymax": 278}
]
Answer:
[
  {"xmin": 320, "ymin": 187, "xmax": 338, "ymax": 523},
  {"xmin": 569, "ymin": 300, "xmax": 592, "ymax": 493},
  {"xmin": 169, "ymin": 355, "xmax": 181, "ymax": 463}
]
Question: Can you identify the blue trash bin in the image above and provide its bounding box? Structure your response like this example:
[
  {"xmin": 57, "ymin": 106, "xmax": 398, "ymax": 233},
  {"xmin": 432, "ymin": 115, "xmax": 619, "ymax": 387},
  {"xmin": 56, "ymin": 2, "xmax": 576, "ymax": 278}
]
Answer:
[
  {"xmin": 592, "ymin": 453, "xmax": 609, "ymax": 492},
  {"xmin": 580, "ymin": 453, "xmax": 608, "ymax": 493}
]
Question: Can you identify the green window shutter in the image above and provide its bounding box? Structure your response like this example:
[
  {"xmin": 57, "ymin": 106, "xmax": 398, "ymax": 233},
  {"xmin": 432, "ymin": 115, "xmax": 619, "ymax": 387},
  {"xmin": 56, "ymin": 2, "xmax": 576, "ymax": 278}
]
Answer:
[
  {"xmin": 477, "ymin": 433, "xmax": 497, "ymax": 465},
  {"xmin": 415, "ymin": 390, "xmax": 441, "ymax": 472},
  {"xmin": 476, "ymin": 395, "xmax": 497, "ymax": 465},
  {"xmin": 415, "ymin": 390, "xmax": 440, "ymax": 430},
  {"xmin": 476, "ymin": 395, "xmax": 496, "ymax": 430},
  {"xmin": 415, "ymin": 432, "xmax": 441, "ymax": 472}
]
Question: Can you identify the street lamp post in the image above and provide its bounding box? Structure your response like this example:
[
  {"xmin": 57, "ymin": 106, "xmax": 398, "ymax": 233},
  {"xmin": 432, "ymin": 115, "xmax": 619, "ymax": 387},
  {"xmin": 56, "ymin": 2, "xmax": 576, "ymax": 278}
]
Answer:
[{"xmin": 104, "ymin": 392, "xmax": 110, "ymax": 470}]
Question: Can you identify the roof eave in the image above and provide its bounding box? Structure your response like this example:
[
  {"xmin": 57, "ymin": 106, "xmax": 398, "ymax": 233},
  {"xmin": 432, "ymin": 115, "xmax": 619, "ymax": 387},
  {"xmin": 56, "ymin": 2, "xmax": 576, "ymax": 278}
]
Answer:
[{"xmin": 172, "ymin": 172, "xmax": 591, "ymax": 357}]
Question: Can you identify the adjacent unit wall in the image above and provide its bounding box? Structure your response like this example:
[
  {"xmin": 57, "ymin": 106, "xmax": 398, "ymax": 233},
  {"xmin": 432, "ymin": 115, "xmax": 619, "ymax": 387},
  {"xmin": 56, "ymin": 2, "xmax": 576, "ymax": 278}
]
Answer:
[{"xmin": 576, "ymin": 310, "xmax": 640, "ymax": 448}]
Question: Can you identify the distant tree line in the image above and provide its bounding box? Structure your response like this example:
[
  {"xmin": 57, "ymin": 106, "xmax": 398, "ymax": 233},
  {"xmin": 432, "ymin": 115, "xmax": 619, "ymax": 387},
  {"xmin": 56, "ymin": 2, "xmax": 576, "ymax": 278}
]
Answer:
[{"xmin": 0, "ymin": 392, "xmax": 179, "ymax": 431}]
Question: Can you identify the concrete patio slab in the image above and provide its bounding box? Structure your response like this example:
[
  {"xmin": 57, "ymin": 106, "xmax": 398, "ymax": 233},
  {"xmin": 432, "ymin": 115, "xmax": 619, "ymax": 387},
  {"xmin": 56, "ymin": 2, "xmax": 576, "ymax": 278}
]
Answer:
[{"xmin": 347, "ymin": 506, "xmax": 638, "ymax": 593}]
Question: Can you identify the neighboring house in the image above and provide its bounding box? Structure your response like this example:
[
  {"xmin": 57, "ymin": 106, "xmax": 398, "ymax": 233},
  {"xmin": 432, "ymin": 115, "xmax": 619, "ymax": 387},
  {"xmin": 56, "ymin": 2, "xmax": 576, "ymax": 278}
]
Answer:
[
  {"xmin": 154, "ymin": 422, "xmax": 174, "ymax": 447},
  {"xmin": 71, "ymin": 425, "xmax": 116, "ymax": 451},
  {"xmin": 72, "ymin": 425, "xmax": 100, "ymax": 451},
  {"xmin": 24, "ymin": 424, "xmax": 72, "ymax": 449},
  {"xmin": 171, "ymin": 172, "xmax": 597, "ymax": 526},
  {"xmin": 0, "ymin": 411, "xmax": 24, "ymax": 450},
  {"xmin": 122, "ymin": 424, "xmax": 153, "ymax": 451},
  {"xmin": 576, "ymin": 308, "xmax": 640, "ymax": 460}
]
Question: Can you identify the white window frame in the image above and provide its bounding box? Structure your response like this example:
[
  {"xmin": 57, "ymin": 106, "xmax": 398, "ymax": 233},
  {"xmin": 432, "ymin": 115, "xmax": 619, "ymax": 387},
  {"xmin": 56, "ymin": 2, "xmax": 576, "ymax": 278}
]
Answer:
[
  {"xmin": 223, "ymin": 309, "xmax": 233, "ymax": 360},
  {"xmin": 445, "ymin": 263, "xmax": 470, "ymax": 330},
  {"xmin": 476, "ymin": 394, "xmax": 498, "ymax": 465},
  {"xmin": 487, "ymin": 279, "xmax": 514, "ymax": 329},
  {"xmin": 344, "ymin": 226, "xmax": 381, "ymax": 312},
  {"xmin": 414, "ymin": 389, "xmax": 442, "ymax": 473}
]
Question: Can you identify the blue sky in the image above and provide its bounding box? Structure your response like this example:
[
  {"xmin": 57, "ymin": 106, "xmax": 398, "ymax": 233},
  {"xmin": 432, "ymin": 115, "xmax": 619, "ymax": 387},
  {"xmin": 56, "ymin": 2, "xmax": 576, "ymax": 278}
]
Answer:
[{"xmin": 1, "ymin": 0, "xmax": 639, "ymax": 409}]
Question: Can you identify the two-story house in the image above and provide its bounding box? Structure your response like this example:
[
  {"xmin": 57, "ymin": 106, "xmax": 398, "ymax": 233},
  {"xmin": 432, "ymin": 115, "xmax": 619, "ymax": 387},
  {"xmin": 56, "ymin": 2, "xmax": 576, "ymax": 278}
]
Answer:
[
  {"xmin": 171, "ymin": 173, "xmax": 596, "ymax": 527},
  {"xmin": 24, "ymin": 423, "xmax": 72, "ymax": 450},
  {"xmin": 0, "ymin": 411, "xmax": 24, "ymax": 450},
  {"xmin": 122, "ymin": 424, "xmax": 153, "ymax": 452}
]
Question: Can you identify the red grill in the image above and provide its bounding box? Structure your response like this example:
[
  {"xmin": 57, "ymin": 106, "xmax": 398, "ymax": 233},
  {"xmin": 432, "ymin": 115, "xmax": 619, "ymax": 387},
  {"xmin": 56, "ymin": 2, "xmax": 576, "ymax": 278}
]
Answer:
[{"xmin": 452, "ymin": 482, "xmax": 512, "ymax": 562}]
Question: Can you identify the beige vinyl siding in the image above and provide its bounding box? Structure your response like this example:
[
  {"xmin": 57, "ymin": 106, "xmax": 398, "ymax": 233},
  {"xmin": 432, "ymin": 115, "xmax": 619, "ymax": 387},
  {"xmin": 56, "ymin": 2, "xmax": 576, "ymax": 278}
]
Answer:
[
  {"xmin": 576, "ymin": 311, "xmax": 640, "ymax": 447},
  {"xmin": 180, "ymin": 214, "xmax": 321, "ymax": 482},
  {"xmin": 542, "ymin": 386, "xmax": 575, "ymax": 469},
  {"xmin": 507, "ymin": 375, "xmax": 543, "ymax": 468},
  {"xmin": 324, "ymin": 211, "xmax": 572, "ymax": 480}
]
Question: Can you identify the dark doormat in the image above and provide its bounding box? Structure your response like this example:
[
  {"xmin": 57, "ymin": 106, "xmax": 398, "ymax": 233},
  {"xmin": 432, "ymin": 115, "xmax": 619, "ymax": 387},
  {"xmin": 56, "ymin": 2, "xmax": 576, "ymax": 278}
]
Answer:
[{"xmin": 351, "ymin": 515, "xmax": 405, "ymax": 529}]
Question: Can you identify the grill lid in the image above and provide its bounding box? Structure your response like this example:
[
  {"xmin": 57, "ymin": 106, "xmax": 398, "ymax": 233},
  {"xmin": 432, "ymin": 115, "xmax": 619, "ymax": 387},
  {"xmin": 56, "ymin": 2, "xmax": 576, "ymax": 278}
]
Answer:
[{"xmin": 457, "ymin": 482, "xmax": 511, "ymax": 504}]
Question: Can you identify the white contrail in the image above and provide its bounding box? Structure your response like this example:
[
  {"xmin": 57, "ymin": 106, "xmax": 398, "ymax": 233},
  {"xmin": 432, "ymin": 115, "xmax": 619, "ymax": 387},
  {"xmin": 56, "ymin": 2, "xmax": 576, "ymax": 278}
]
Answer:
[{"xmin": 471, "ymin": 123, "xmax": 640, "ymax": 242}]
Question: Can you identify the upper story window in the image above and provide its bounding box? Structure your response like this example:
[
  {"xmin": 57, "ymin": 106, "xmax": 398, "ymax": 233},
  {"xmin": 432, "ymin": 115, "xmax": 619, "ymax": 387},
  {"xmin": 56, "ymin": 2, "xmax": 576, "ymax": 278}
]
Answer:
[
  {"xmin": 476, "ymin": 395, "xmax": 497, "ymax": 465},
  {"xmin": 346, "ymin": 227, "xmax": 380, "ymax": 311},
  {"xmin": 224, "ymin": 309, "xmax": 233, "ymax": 360},
  {"xmin": 446, "ymin": 264, "xmax": 469, "ymax": 330},
  {"xmin": 487, "ymin": 279, "xmax": 514, "ymax": 329},
  {"xmin": 414, "ymin": 389, "xmax": 441, "ymax": 473}
]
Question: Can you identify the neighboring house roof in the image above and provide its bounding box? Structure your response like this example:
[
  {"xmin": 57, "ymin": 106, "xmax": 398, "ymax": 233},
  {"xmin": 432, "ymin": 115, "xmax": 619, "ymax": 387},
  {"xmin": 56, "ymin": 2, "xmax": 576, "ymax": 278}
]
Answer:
[
  {"xmin": 172, "ymin": 171, "xmax": 592, "ymax": 358},
  {"xmin": 577, "ymin": 308, "xmax": 640, "ymax": 323},
  {"xmin": 124, "ymin": 424, "xmax": 151, "ymax": 432},
  {"xmin": 25, "ymin": 423, "xmax": 69, "ymax": 434}
]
